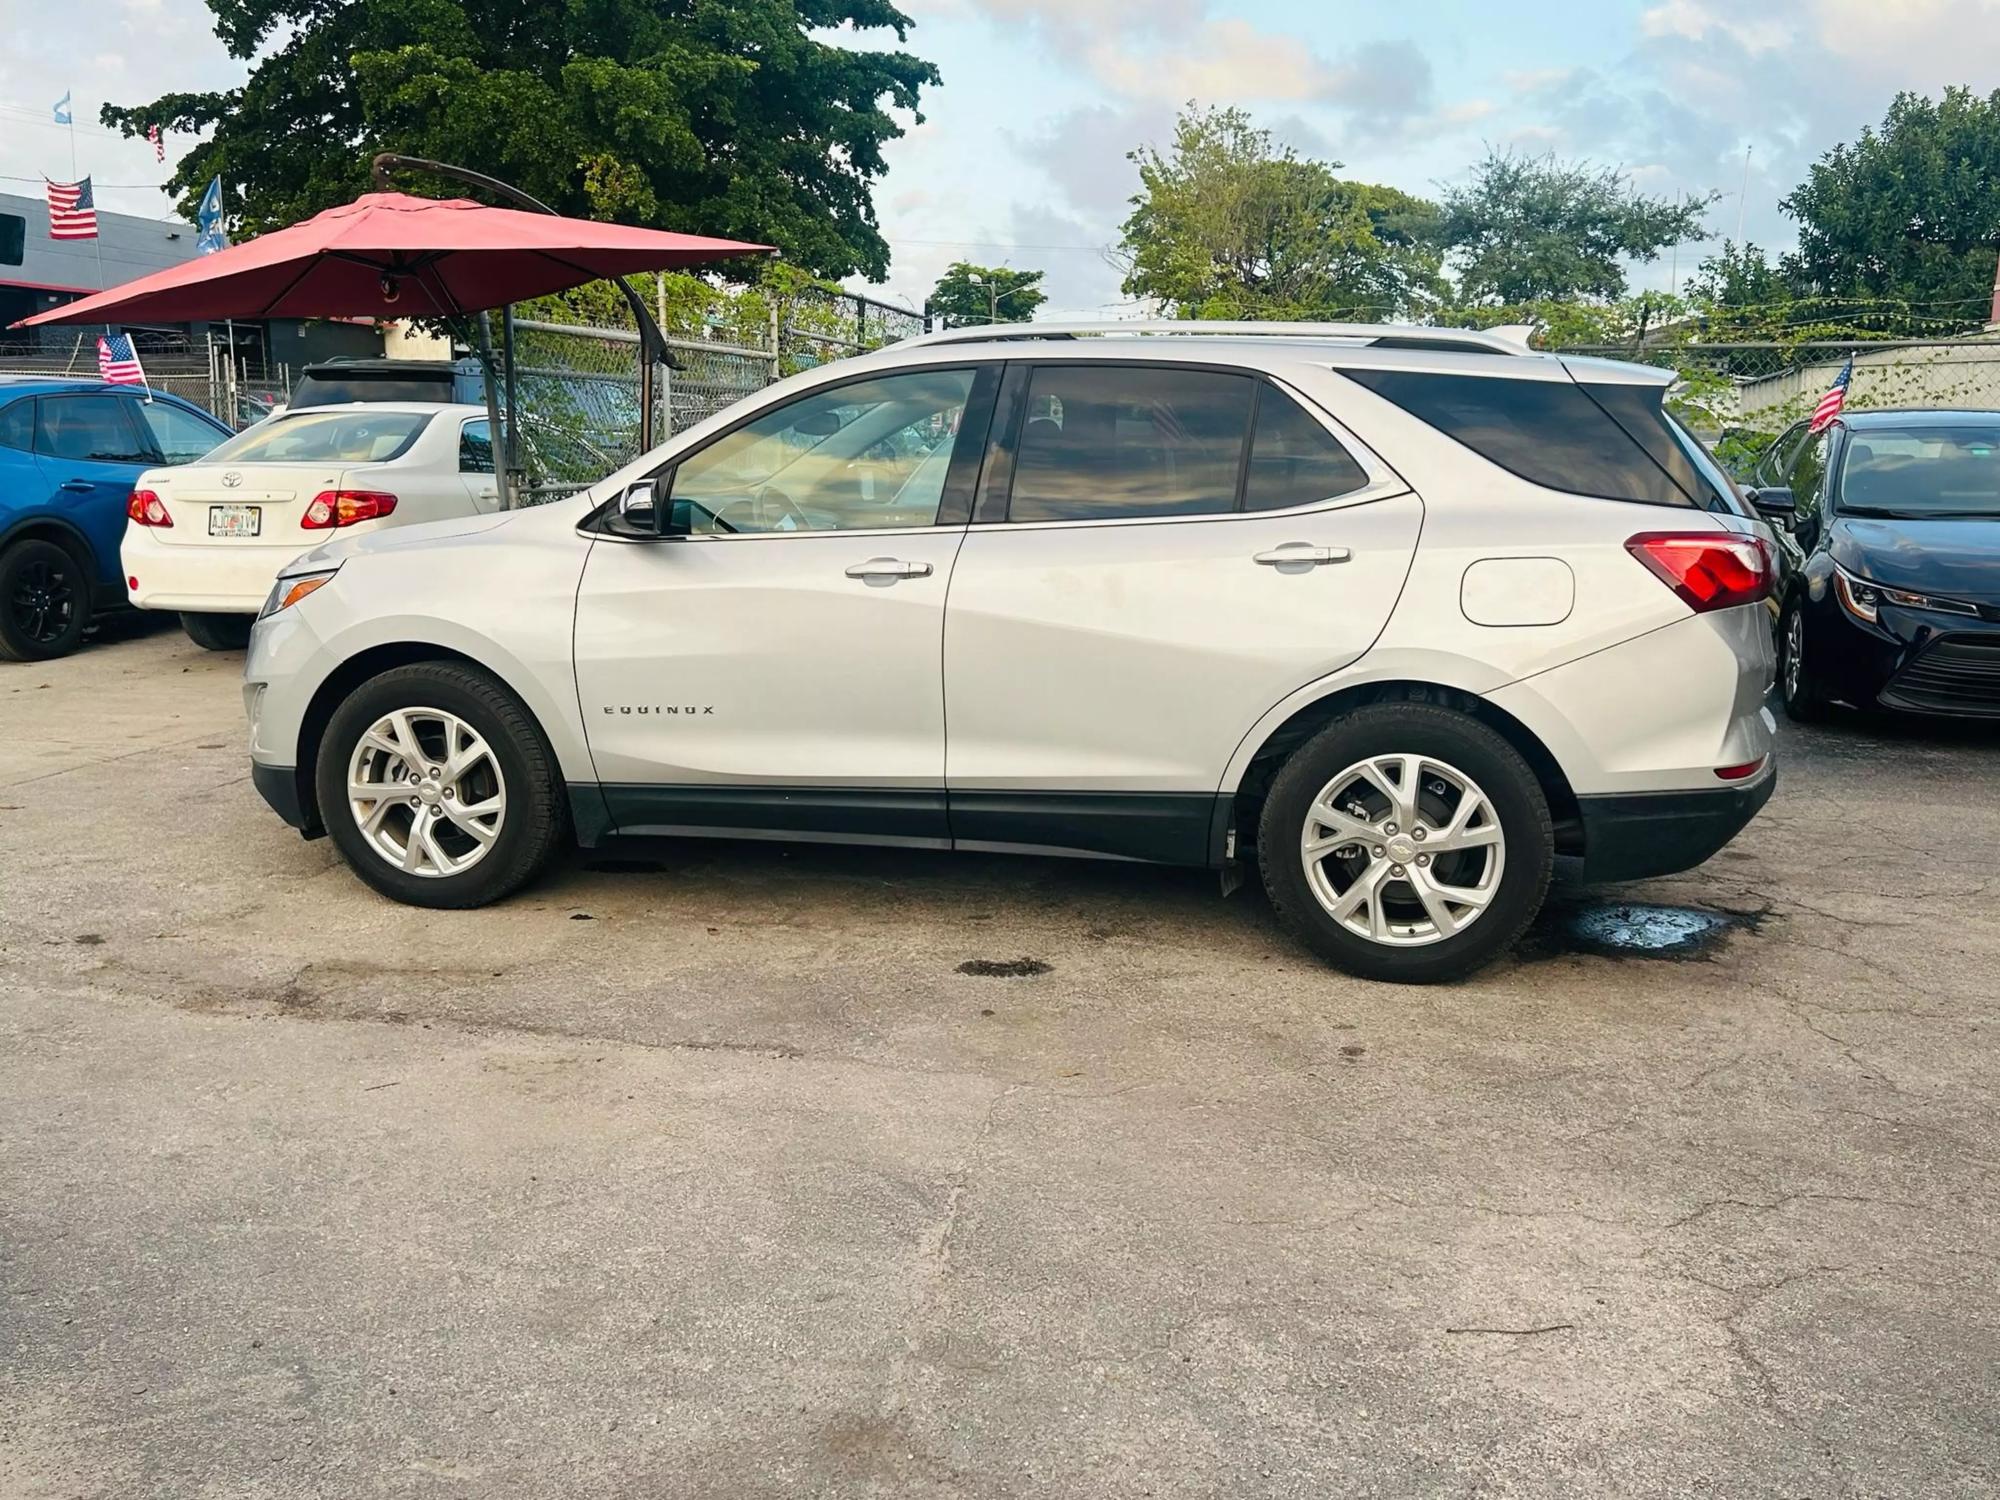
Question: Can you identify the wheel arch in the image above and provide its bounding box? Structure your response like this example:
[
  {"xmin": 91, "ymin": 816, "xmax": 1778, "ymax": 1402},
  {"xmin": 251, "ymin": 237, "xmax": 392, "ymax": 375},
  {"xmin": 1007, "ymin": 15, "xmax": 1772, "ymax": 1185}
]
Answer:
[
  {"xmin": 1, "ymin": 514, "xmax": 99, "ymax": 573},
  {"xmin": 1223, "ymin": 679, "xmax": 1583, "ymax": 862},
  {"xmin": 290, "ymin": 641, "xmax": 563, "ymax": 840}
]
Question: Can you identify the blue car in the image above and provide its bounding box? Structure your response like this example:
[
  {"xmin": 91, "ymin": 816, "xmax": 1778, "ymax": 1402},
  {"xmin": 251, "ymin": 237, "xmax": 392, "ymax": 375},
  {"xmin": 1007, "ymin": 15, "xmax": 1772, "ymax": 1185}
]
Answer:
[{"xmin": 0, "ymin": 378, "xmax": 232, "ymax": 661}]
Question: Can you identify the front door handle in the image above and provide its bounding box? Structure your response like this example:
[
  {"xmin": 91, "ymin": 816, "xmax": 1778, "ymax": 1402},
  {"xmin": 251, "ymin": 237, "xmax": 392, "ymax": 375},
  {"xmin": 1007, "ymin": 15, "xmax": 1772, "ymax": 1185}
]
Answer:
[
  {"xmin": 1253, "ymin": 543, "xmax": 1351, "ymax": 567},
  {"xmin": 845, "ymin": 557, "xmax": 934, "ymax": 583},
  {"xmin": 60, "ymin": 479, "xmax": 94, "ymax": 493}
]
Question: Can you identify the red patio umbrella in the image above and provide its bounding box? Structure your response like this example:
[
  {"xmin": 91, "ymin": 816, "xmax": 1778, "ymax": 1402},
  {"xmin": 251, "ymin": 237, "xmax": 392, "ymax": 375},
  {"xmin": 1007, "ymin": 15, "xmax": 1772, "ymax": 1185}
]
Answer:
[{"xmin": 17, "ymin": 191, "xmax": 772, "ymax": 327}]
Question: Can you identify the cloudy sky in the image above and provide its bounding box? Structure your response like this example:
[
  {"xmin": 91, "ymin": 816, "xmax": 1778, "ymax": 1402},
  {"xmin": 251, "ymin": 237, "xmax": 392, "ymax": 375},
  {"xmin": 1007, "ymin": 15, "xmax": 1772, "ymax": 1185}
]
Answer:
[{"xmin": 4, "ymin": 0, "xmax": 1998, "ymax": 313}]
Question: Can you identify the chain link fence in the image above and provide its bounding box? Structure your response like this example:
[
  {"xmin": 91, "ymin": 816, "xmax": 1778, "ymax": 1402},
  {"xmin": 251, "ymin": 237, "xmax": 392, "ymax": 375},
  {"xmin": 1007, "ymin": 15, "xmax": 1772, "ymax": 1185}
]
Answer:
[
  {"xmin": 0, "ymin": 332, "xmax": 290, "ymax": 428},
  {"xmin": 497, "ymin": 283, "xmax": 927, "ymax": 501},
  {"xmin": 1558, "ymin": 336, "xmax": 2000, "ymax": 473}
]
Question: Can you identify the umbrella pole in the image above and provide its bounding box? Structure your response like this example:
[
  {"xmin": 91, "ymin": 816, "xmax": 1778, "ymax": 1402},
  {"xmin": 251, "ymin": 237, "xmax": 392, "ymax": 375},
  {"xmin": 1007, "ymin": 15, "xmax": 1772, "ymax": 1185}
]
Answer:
[{"xmin": 474, "ymin": 311, "xmax": 512, "ymax": 510}]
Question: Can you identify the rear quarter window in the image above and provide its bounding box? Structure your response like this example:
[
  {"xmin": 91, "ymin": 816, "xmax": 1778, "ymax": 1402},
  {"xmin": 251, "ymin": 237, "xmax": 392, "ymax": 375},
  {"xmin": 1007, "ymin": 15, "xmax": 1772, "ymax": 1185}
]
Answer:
[{"xmin": 1342, "ymin": 368, "xmax": 1697, "ymax": 509}]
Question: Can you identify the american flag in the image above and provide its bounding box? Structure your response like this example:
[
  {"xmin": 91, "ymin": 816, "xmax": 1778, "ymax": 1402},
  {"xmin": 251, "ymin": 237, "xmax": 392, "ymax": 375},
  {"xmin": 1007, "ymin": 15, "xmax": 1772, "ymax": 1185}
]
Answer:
[
  {"xmin": 98, "ymin": 333, "xmax": 147, "ymax": 388},
  {"xmin": 148, "ymin": 124, "xmax": 163, "ymax": 162},
  {"xmin": 1809, "ymin": 356, "xmax": 1853, "ymax": 433},
  {"xmin": 46, "ymin": 177, "xmax": 97, "ymax": 240}
]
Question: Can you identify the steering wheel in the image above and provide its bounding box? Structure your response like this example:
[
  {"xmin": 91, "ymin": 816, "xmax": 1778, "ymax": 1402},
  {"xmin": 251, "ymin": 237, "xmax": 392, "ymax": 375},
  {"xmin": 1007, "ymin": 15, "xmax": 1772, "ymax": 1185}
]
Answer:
[{"xmin": 714, "ymin": 486, "xmax": 811, "ymax": 533}]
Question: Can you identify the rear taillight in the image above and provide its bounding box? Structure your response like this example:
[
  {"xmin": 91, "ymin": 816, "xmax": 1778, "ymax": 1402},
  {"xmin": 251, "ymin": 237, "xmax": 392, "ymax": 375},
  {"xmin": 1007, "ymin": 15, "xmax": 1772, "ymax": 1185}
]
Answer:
[
  {"xmin": 1624, "ymin": 531, "xmax": 1772, "ymax": 613},
  {"xmin": 302, "ymin": 490, "xmax": 398, "ymax": 529},
  {"xmin": 126, "ymin": 489, "xmax": 172, "ymax": 527},
  {"xmin": 1716, "ymin": 756, "xmax": 1767, "ymax": 781}
]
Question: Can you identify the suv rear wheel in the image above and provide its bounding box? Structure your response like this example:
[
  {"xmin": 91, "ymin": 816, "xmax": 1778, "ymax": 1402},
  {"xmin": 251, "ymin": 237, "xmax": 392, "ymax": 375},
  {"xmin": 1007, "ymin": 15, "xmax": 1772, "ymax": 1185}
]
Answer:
[
  {"xmin": 1257, "ymin": 704, "xmax": 1553, "ymax": 983},
  {"xmin": 316, "ymin": 662, "xmax": 568, "ymax": 908},
  {"xmin": 0, "ymin": 538, "xmax": 91, "ymax": 662}
]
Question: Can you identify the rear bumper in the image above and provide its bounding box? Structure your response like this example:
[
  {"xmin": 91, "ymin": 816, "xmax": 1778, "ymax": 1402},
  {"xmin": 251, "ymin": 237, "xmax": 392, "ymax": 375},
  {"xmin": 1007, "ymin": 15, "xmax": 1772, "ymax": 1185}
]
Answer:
[
  {"xmin": 1574, "ymin": 765, "xmax": 1775, "ymax": 883},
  {"xmin": 122, "ymin": 529, "xmax": 309, "ymax": 614}
]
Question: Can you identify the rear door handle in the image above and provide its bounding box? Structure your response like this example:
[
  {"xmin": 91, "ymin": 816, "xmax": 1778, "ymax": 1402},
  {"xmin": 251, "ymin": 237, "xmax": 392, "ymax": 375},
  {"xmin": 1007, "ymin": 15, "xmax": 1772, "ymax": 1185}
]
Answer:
[
  {"xmin": 1253, "ymin": 543, "xmax": 1351, "ymax": 567},
  {"xmin": 60, "ymin": 479, "xmax": 94, "ymax": 493},
  {"xmin": 845, "ymin": 557, "xmax": 934, "ymax": 582}
]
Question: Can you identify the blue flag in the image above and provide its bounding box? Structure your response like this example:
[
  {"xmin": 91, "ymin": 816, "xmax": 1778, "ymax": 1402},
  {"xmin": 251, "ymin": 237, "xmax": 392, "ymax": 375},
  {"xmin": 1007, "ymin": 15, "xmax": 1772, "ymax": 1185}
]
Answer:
[
  {"xmin": 53, "ymin": 91, "xmax": 72, "ymax": 126},
  {"xmin": 196, "ymin": 176, "xmax": 228, "ymax": 255}
]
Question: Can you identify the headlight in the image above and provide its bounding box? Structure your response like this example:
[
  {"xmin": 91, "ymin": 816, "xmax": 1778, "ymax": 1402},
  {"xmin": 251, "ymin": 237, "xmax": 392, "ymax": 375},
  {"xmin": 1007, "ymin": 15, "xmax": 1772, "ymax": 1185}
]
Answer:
[
  {"xmin": 1833, "ymin": 565, "xmax": 1977, "ymax": 623},
  {"xmin": 260, "ymin": 567, "xmax": 339, "ymax": 619}
]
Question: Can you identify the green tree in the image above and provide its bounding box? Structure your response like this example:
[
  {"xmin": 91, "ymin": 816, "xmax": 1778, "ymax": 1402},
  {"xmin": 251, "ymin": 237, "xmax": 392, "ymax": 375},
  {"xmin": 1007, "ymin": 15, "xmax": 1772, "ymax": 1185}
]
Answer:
[
  {"xmin": 1782, "ymin": 87, "xmax": 2000, "ymax": 334},
  {"xmin": 100, "ymin": 0, "xmax": 937, "ymax": 281},
  {"xmin": 1438, "ymin": 149, "xmax": 1715, "ymax": 304},
  {"xmin": 1118, "ymin": 105, "xmax": 1444, "ymax": 321},
  {"xmin": 926, "ymin": 261, "xmax": 1047, "ymax": 326}
]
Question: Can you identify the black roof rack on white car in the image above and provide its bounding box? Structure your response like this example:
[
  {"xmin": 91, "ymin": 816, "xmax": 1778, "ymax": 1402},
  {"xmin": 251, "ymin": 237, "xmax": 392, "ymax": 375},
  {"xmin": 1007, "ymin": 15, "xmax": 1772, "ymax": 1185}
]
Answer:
[{"xmin": 894, "ymin": 319, "xmax": 1539, "ymax": 357}]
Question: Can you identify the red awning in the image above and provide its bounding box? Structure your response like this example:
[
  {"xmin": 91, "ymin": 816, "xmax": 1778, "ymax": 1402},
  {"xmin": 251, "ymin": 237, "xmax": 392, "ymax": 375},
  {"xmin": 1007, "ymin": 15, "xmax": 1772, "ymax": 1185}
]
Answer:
[{"xmin": 18, "ymin": 192, "xmax": 772, "ymax": 327}]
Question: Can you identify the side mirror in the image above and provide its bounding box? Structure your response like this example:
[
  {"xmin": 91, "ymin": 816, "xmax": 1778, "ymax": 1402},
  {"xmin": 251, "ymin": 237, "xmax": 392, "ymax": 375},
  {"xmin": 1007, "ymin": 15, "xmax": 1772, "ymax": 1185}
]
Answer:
[
  {"xmin": 615, "ymin": 480, "xmax": 659, "ymax": 534},
  {"xmin": 791, "ymin": 410, "xmax": 842, "ymax": 437},
  {"xmin": 1745, "ymin": 485, "xmax": 1795, "ymax": 522}
]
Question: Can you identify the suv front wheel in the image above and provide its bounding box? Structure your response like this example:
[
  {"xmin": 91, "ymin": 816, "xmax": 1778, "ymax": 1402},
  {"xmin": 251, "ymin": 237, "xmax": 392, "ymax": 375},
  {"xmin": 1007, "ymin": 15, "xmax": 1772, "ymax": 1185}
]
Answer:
[
  {"xmin": 316, "ymin": 662, "xmax": 569, "ymax": 908},
  {"xmin": 1257, "ymin": 704, "xmax": 1553, "ymax": 984}
]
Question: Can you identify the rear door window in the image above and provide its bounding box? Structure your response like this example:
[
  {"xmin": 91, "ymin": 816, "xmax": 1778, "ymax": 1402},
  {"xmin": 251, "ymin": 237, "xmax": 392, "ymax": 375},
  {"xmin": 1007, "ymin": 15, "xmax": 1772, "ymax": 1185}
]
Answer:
[
  {"xmin": 1341, "ymin": 368, "xmax": 1697, "ymax": 508},
  {"xmin": 1007, "ymin": 365, "xmax": 1253, "ymax": 522}
]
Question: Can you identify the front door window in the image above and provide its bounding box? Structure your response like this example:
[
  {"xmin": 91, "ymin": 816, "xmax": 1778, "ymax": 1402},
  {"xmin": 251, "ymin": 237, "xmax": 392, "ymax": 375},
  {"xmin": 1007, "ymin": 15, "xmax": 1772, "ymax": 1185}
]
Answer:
[{"xmin": 668, "ymin": 367, "xmax": 977, "ymax": 534}]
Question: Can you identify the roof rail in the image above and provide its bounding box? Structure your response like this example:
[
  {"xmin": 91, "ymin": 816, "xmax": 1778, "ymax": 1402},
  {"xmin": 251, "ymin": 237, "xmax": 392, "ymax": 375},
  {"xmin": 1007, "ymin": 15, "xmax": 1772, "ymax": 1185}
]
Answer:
[{"xmin": 893, "ymin": 319, "xmax": 1539, "ymax": 356}]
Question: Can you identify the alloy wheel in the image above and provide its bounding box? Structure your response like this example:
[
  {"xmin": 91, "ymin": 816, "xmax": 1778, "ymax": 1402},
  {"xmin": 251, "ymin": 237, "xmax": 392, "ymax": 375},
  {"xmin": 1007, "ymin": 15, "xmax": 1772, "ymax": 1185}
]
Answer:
[
  {"xmin": 9, "ymin": 556, "xmax": 75, "ymax": 645},
  {"xmin": 1783, "ymin": 608, "xmax": 1804, "ymax": 703},
  {"xmin": 1299, "ymin": 753, "xmax": 1506, "ymax": 947},
  {"xmin": 346, "ymin": 707, "xmax": 507, "ymax": 878}
]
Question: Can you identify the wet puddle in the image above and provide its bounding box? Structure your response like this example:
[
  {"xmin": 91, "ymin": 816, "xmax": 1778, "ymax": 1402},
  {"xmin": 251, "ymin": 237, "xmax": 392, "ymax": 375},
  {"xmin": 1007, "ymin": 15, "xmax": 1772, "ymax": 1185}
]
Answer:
[{"xmin": 1525, "ymin": 901, "xmax": 1760, "ymax": 962}]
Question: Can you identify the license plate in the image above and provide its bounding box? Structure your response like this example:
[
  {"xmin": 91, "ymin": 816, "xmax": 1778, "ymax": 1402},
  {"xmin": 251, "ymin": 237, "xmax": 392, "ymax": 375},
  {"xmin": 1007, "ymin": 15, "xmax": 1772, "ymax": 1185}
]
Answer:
[{"xmin": 208, "ymin": 504, "xmax": 261, "ymax": 538}]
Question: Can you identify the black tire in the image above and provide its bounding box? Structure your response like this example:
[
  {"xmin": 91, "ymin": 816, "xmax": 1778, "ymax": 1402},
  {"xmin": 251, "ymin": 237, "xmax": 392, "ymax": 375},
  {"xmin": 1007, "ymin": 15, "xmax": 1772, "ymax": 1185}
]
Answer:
[
  {"xmin": 0, "ymin": 538, "xmax": 91, "ymax": 662},
  {"xmin": 1777, "ymin": 596, "xmax": 1830, "ymax": 723},
  {"xmin": 180, "ymin": 611, "xmax": 254, "ymax": 652},
  {"xmin": 1257, "ymin": 703, "xmax": 1553, "ymax": 984},
  {"xmin": 315, "ymin": 662, "xmax": 569, "ymax": 909}
]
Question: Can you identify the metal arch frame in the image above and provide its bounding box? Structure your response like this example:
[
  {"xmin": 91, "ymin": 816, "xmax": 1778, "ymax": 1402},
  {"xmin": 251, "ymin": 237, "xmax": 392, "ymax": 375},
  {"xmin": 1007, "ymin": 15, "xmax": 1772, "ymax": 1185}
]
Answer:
[{"xmin": 369, "ymin": 153, "xmax": 675, "ymax": 508}]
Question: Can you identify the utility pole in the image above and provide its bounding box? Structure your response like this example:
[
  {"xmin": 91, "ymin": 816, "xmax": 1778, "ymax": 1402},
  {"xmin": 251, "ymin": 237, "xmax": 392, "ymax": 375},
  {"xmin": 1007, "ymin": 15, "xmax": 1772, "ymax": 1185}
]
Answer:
[{"xmin": 1736, "ymin": 144, "xmax": 1752, "ymax": 245}]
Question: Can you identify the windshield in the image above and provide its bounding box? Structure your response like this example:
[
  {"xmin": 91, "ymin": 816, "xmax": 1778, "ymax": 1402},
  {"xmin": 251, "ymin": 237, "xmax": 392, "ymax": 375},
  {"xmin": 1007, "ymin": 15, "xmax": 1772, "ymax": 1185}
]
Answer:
[
  {"xmin": 1839, "ymin": 424, "xmax": 2000, "ymax": 518},
  {"xmin": 201, "ymin": 409, "xmax": 432, "ymax": 466}
]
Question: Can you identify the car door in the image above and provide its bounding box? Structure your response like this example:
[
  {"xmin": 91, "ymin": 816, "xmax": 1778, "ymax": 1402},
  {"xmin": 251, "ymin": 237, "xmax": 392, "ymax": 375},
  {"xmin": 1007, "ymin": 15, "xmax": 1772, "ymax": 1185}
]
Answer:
[
  {"xmin": 31, "ymin": 394, "xmax": 156, "ymax": 587},
  {"xmin": 573, "ymin": 363, "xmax": 998, "ymax": 844},
  {"xmin": 942, "ymin": 362, "xmax": 1423, "ymax": 864}
]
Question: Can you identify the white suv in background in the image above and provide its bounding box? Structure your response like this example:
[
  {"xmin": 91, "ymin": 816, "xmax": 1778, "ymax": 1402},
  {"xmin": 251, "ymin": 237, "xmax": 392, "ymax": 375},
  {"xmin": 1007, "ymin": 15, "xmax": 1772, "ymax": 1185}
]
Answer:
[{"xmin": 243, "ymin": 322, "xmax": 1775, "ymax": 983}]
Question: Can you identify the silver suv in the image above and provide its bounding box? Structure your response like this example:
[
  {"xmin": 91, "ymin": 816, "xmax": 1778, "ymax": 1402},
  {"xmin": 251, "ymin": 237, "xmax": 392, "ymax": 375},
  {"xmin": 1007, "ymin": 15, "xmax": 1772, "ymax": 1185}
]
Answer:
[{"xmin": 245, "ymin": 322, "xmax": 1776, "ymax": 982}]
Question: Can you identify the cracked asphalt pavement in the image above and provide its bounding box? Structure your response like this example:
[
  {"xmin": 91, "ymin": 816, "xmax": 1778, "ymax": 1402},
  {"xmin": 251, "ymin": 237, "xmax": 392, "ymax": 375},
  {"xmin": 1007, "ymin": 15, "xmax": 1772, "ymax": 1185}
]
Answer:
[{"xmin": 3, "ymin": 619, "xmax": 1997, "ymax": 1498}]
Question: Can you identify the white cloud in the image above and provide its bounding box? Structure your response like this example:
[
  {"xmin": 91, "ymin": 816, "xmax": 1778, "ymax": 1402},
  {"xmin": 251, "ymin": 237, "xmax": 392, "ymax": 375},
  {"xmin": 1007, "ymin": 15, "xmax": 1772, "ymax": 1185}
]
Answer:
[{"xmin": 1639, "ymin": 0, "xmax": 1791, "ymax": 54}]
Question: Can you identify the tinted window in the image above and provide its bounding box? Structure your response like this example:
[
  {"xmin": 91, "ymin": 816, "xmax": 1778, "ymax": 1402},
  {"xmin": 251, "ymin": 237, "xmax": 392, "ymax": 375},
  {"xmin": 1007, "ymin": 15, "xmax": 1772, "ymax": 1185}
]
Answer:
[
  {"xmin": 1009, "ymin": 366, "xmax": 1253, "ymax": 522},
  {"xmin": 290, "ymin": 371, "xmax": 455, "ymax": 408},
  {"xmin": 1663, "ymin": 413, "xmax": 1748, "ymax": 515},
  {"xmin": 670, "ymin": 367, "xmax": 976, "ymax": 533},
  {"xmin": 35, "ymin": 396, "xmax": 150, "ymax": 463},
  {"xmin": 1343, "ymin": 369, "xmax": 1695, "ymax": 509},
  {"xmin": 203, "ymin": 409, "xmax": 431, "ymax": 465},
  {"xmin": 134, "ymin": 401, "xmax": 225, "ymax": 465},
  {"xmin": 460, "ymin": 419, "xmax": 494, "ymax": 474},
  {"xmin": 1243, "ymin": 386, "xmax": 1369, "ymax": 511},
  {"xmin": 1837, "ymin": 424, "xmax": 2000, "ymax": 518},
  {"xmin": 1755, "ymin": 424, "xmax": 1809, "ymax": 486},
  {"xmin": 0, "ymin": 399, "xmax": 32, "ymax": 451}
]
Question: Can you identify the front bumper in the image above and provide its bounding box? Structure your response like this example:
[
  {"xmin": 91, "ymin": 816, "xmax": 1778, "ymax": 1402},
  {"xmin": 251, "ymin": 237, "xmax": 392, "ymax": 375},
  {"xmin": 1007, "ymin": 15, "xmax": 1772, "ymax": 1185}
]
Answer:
[
  {"xmin": 1574, "ymin": 765, "xmax": 1776, "ymax": 883},
  {"xmin": 1812, "ymin": 593, "xmax": 2000, "ymax": 719},
  {"xmin": 252, "ymin": 761, "xmax": 315, "ymax": 833}
]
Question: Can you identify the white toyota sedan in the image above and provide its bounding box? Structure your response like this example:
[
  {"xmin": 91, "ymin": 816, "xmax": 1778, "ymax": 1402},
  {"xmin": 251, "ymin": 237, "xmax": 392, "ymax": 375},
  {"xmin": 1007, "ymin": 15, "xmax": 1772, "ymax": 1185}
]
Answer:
[{"xmin": 123, "ymin": 402, "xmax": 505, "ymax": 649}]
